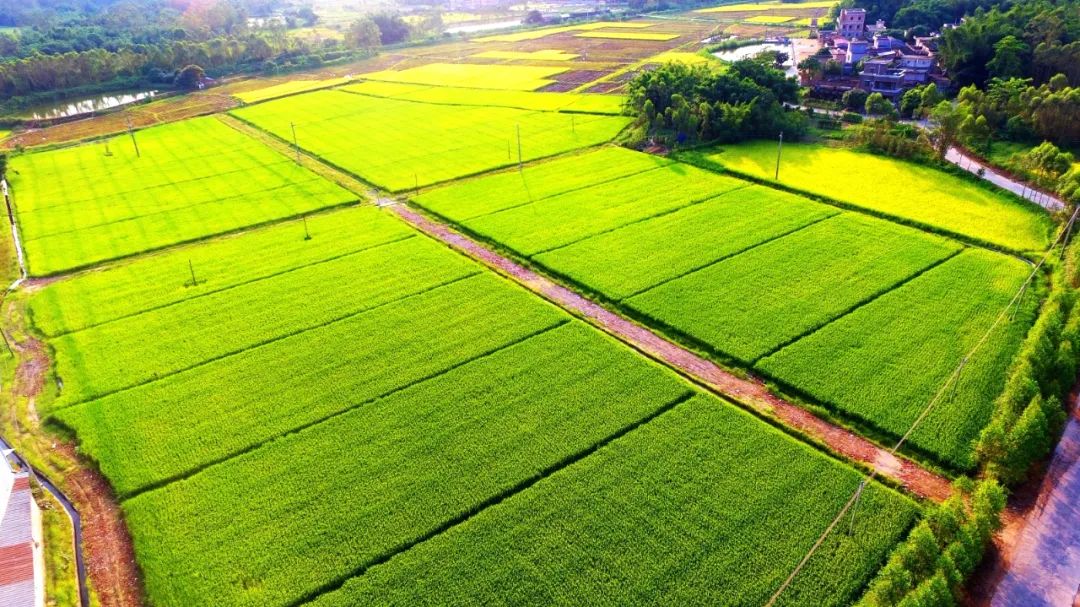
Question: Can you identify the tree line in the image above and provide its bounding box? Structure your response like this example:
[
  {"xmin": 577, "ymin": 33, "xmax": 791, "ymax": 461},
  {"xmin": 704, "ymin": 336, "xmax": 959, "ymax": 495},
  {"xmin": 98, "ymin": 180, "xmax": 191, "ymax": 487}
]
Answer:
[
  {"xmin": 937, "ymin": 0, "xmax": 1080, "ymax": 88},
  {"xmin": 0, "ymin": 0, "xmax": 430, "ymax": 106}
]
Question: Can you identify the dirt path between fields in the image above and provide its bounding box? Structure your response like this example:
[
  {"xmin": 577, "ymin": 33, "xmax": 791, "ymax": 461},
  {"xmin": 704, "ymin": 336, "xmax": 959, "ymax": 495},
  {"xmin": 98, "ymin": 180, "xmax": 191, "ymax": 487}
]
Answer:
[
  {"xmin": 4, "ymin": 306, "xmax": 144, "ymax": 607},
  {"xmin": 392, "ymin": 205, "xmax": 953, "ymax": 503},
  {"xmin": 968, "ymin": 389, "xmax": 1080, "ymax": 607}
]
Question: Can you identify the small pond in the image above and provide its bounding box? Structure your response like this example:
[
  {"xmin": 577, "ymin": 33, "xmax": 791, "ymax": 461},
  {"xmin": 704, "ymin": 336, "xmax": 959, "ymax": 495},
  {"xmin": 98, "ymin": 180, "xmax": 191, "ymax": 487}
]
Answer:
[
  {"xmin": 713, "ymin": 42, "xmax": 798, "ymax": 77},
  {"xmin": 20, "ymin": 90, "xmax": 158, "ymax": 120}
]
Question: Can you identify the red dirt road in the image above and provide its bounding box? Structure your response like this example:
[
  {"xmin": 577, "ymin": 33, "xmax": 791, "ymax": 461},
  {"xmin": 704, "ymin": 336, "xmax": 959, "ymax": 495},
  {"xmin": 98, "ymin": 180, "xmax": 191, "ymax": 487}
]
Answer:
[{"xmin": 393, "ymin": 205, "xmax": 953, "ymax": 503}]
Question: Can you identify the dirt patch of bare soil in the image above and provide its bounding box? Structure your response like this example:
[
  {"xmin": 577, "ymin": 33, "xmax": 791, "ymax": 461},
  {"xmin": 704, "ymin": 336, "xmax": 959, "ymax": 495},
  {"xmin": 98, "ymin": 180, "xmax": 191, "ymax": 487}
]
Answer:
[{"xmin": 9, "ymin": 331, "xmax": 145, "ymax": 607}]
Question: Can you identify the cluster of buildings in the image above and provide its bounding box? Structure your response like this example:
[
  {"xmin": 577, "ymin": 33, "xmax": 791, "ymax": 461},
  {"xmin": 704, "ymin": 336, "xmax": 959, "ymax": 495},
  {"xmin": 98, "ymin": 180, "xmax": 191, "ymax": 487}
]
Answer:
[{"xmin": 803, "ymin": 8, "xmax": 950, "ymax": 101}]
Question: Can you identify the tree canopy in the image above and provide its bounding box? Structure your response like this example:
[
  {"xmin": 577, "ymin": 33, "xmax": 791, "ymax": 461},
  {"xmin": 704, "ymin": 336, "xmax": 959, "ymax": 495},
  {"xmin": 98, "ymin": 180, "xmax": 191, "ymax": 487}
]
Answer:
[{"xmin": 626, "ymin": 60, "xmax": 806, "ymax": 146}]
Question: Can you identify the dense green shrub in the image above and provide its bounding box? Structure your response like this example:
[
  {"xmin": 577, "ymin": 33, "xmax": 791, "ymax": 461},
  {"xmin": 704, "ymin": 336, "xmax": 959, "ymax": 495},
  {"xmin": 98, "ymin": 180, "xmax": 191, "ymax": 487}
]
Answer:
[
  {"xmin": 975, "ymin": 250, "xmax": 1080, "ymax": 484},
  {"xmin": 859, "ymin": 481, "xmax": 1005, "ymax": 607}
]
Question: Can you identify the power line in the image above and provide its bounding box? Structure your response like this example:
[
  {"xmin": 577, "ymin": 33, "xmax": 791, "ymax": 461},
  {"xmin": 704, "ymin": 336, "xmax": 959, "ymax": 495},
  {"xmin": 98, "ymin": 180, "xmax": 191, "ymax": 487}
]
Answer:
[{"xmin": 765, "ymin": 205, "xmax": 1080, "ymax": 607}]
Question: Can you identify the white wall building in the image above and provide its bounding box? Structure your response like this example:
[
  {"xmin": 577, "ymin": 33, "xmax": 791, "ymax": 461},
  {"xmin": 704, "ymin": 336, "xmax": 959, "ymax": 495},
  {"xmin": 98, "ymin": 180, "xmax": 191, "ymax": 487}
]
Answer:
[
  {"xmin": 838, "ymin": 8, "xmax": 867, "ymax": 39},
  {"xmin": 0, "ymin": 452, "xmax": 44, "ymax": 607}
]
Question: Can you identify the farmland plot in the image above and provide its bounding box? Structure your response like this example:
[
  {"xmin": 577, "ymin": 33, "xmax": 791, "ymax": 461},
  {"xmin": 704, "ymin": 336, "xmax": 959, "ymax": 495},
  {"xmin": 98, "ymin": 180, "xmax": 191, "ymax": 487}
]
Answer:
[
  {"xmin": 231, "ymin": 90, "xmax": 631, "ymax": 191},
  {"xmin": 534, "ymin": 185, "xmax": 838, "ymax": 300},
  {"xmin": 458, "ymin": 162, "xmax": 746, "ymax": 255},
  {"xmin": 678, "ymin": 142, "xmax": 1054, "ymax": 252},
  {"xmin": 52, "ymin": 274, "xmax": 570, "ymax": 497},
  {"xmin": 413, "ymin": 146, "xmax": 671, "ymax": 221},
  {"xmin": 474, "ymin": 21, "xmax": 655, "ymax": 43},
  {"xmin": 696, "ymin": 0, "xmax": 837, "ymax": 12},
  {"xmin": 341, "ymin": 81, "xmax": 627, "ymax": 114},
  {"xmin": 47, "ymin": 235, "xmax": 479, "ymax": 408},
  {"xmin": 360, "ymin": 63, "xmax": 569, "ymax": 91},
  {"xmin": 575, "ymin": 31, "xmax": 680, "ymax": 41},
  {"xmin": 625, "ymin": 214, "xmax": 961, "ymax": 363},
  {"xmin": 8, "ymin": 116, "xmax": 357, "ymax": 275},
  {"xmin": 473, "ymin": 50, "xmax": 580, "ymax": 61},
  {"xmin": 234, "ymin": 77, "xmax": 352, "ymax": 103},
  {"xmin": 757, "ymin": 249, "xmax": 1037, "ymax": 469},
  {"xmin": 413, "ymin": 149, "xmax": 1029, "ymax": 467},
  {"xmin": 307, "ymin": 396, "xmax": 918, "ymax": 607},
  {"xmin": 121, "ymin": 321, "xmax": 698, "ymax": 606},
  {"xmin": 27, "ymin": 206, "xmax": 413, "ymax": 336},
  {"xmin": 745, "ymin": 15, "xmax": 797, "ymax": 23}
]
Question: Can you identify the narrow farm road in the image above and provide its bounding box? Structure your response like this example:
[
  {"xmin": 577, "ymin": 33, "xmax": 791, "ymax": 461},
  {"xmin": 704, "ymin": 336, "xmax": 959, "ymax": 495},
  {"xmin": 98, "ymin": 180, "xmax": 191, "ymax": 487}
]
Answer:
[
  {"xmin": 785, "ymin": 110, "xmax": 1065, "ymax": 212},
  {"xmin": 944, "ymin": 147, "xmax": 1066, "ymax": 212},
  {"xmin": 392, "ymin": 205, "xmax": 953, "ymax": 503},
  {"xmin": 977, "ymin": 396, "xmax": 1080, "ymax": 607}
]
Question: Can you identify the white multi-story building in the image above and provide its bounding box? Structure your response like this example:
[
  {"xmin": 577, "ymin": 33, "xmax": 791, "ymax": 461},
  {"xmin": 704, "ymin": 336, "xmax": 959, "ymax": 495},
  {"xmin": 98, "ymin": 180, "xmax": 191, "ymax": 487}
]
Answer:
[{"xmin": 837, "ymin": 8, "xmax": 867, "ymax": 39}]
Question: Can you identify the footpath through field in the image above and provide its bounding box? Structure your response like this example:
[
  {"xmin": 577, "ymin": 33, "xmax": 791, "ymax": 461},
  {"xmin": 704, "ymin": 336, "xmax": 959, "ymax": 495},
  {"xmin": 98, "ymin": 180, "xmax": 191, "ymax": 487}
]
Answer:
[{"xmin": 392, "ymin": 205, "xmax": 953, "ymax": 503}]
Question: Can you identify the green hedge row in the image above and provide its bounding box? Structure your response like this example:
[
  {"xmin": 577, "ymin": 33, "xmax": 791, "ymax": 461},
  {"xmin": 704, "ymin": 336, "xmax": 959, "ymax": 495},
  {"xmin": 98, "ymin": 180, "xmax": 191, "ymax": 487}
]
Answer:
[
  {"xmin": 974, "ymin": 246, "xmax": 1080, "ymax": 485},
  {"xmin": 858, "ymin": 480, "xmax": 1006, "ymax": 607}
]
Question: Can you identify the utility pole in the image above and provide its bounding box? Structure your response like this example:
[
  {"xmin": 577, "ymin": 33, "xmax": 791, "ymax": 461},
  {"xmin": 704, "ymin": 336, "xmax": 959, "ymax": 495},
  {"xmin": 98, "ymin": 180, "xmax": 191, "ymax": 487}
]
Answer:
[
  {"xmin": 1063, "ymin": 220, "xmax": 1076, "ymax": 259},
  {"xmin": 517, "ymin": 124, "xmax": 523, "ymax": 170},
  {"xmin": 1011, "ymin": 282, "xmax": 1030, "ymax": 321},
  {"xmin": 571, "ymin": 115, "xmax": 576, "ymax": 135},
  {"xmin": 290, "ymin": 122, "xmax": 300, "ymax": 163},
  {"xmin": 125, "ymin": 115, "xmax": 140, "ymax": 158},
  {"xmin": 187, "ymin": 259, "xmax": 198, "ymax": 287},
  {"xmin": 949, "ymin": 356, "xmax": 968, "ymax": 400},
  {"xmin": 303, "ymin": 216, "xmax": 311, "ymax": 240},
  {"xmin": 774, "ymin": 131, "xmax": 784, "ymax": 180},
  {"xmin": 846, "ymin": 480, "xmax": 868, "ymax": 536}
]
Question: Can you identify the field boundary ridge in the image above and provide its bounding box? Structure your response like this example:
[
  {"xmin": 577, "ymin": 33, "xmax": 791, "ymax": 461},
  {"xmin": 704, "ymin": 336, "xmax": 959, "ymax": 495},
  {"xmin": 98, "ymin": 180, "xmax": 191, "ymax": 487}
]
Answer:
[{"xmin": 392, "ymin": 203, "xmax": 953, "ymax": 502}]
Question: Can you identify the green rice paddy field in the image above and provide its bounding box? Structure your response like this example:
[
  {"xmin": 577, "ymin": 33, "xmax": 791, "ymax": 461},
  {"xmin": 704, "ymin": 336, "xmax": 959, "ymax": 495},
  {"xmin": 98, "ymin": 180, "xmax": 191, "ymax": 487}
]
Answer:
[
  {"xmin": 33, "ymin": 201, "xmax": 917, "ymax": 607},
  {"xmin": 7, "ymin": 57, "xmax": 1061, "ymax": 607},
  {"xmin": 417, "ymin": 147, "xmax": 1042, "ymax": 470},
  {"xmin": 8, "ymin": 116, "xmax": 357, "ymax": 275},
  {"xmin": 231, "ymin": 89, "xmax": 630, "ymax": 191}
]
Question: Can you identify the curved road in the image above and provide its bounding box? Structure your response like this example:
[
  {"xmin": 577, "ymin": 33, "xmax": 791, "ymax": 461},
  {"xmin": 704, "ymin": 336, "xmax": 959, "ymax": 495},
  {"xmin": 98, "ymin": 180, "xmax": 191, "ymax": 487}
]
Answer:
[
  {"xmin": 944, "ymin": 147, "xmax": 1065, "ymax": 212},
  {"xmin": 987, "ymin": 404, "xmax": 1080, "ymax": 607}
]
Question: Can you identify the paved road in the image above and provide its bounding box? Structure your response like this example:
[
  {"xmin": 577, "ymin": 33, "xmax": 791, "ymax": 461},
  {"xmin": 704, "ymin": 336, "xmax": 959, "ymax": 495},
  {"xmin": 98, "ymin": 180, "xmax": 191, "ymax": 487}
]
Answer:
[
  {"xmin": 990, "ymin": 406, "xmax": 1080, "ymax": 607},
  {"xmin": 789, "ymin": 109, "xmax": 1067, "ymax": 211},
  {"xmin": 945, "ymin": 147, "xmax": 1065, "ymax": 212}
]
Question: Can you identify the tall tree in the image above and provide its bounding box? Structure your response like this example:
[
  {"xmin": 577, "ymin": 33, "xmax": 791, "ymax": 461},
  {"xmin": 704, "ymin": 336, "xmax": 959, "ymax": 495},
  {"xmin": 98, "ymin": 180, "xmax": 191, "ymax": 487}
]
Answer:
[{"xmin": 345, "ymin": 18, "xmax": 380, "ymax": 51}]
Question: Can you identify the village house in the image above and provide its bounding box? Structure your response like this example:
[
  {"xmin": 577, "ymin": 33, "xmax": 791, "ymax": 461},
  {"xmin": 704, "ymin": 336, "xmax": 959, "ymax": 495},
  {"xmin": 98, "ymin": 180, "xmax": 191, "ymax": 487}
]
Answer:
[
  {"xmin": 0, "ymin": 451, "xmax": 44, "ymax": 607},
  {"xmin": 805, "ymin": 8, "xmax": 950, "ymax": 101}
]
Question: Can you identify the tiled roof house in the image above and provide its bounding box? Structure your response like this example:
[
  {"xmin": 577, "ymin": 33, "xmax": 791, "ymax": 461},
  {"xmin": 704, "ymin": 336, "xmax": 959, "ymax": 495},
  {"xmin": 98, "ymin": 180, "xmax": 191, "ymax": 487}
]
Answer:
[{"xmin": 0, "ymin": 451, "xmax": 44, "ymax": 607}]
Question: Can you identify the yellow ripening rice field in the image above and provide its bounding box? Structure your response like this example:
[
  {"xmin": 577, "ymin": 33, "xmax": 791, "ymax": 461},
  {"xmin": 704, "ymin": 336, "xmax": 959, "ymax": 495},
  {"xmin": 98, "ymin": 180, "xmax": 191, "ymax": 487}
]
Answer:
[{"xmin": 360, "ymin": 63, "xmax": 568, "ymax": 90}]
